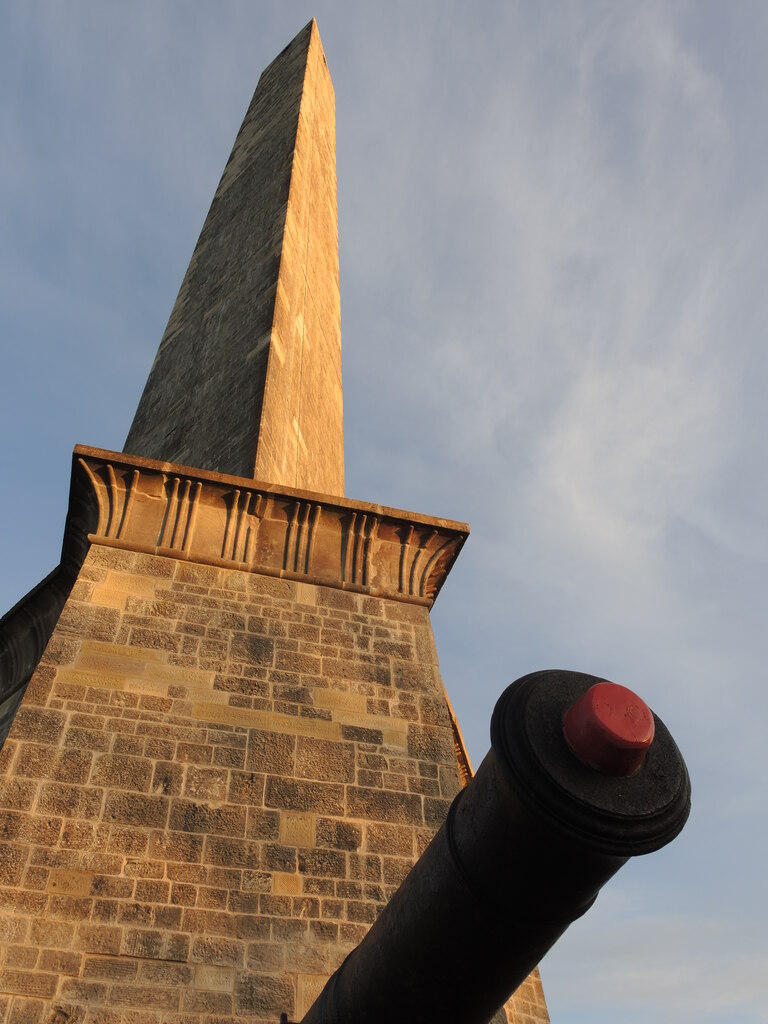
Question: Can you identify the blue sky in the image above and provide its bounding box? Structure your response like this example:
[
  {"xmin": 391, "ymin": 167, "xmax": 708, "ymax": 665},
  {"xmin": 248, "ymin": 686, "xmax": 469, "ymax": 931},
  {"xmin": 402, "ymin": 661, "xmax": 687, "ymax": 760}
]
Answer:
[{"xmin": 2, "ymin": 3, "xmax": 767, "ymax": 1021}]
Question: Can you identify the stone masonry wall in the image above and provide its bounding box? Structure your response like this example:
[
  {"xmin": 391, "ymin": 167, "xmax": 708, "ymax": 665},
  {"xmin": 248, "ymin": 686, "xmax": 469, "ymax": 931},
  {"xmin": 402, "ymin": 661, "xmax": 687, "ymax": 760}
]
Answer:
[{"xmin": 0, "ymin": 544, "xmax": 548, "ymax": 1023}]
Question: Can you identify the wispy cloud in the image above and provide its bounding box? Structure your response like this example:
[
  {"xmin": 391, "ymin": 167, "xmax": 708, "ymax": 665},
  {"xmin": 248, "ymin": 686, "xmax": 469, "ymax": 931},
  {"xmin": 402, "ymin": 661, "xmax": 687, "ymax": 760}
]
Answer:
[
  {"xmin": 543, "ymin": 906, "xmax": 768, "ymax": 1022},
  {"xmin": 2, "ymin": 3, "xmax": 767, "ymax": 1021}
]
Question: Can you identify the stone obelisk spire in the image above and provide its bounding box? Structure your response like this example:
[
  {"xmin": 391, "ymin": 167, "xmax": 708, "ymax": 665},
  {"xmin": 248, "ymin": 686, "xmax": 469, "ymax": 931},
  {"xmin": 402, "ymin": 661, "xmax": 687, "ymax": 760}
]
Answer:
[{"xmin": 125, "ymin": 20, "xmax": 343, "ymax": 496}]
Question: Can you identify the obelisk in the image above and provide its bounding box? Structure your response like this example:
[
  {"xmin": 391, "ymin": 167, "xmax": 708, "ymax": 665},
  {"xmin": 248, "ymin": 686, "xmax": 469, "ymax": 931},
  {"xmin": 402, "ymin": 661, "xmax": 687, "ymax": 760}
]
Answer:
[
  {"xmin": 0, "ymin": 21, "xmax": 549, "ymax": 1024},
  {"xmin": 125, "ymin": 20, "xmax": 343, "ymax": 495}
]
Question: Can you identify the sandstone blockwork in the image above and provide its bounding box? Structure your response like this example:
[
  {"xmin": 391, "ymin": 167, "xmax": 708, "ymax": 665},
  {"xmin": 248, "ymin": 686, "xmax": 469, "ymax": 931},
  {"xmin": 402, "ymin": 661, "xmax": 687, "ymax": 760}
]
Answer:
[{"xmin": 0, "ymin": 545, "xmax": 548, "ymax": 1022}]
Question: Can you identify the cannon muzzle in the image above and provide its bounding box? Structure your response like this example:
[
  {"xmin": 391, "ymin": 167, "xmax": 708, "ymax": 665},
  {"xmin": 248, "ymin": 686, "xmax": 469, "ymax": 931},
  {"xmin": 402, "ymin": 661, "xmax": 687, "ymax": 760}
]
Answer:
[{"xmin": 301, "ymin": 669, "xmax": 691, "ymax": 1024}]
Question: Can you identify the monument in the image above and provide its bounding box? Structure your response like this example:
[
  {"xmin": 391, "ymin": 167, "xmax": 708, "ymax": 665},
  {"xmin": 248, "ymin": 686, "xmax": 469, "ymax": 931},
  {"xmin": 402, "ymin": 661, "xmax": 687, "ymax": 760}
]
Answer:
[{"xmin": 0, "ymin": 20, "xmax": 550, "ymax": 1023}]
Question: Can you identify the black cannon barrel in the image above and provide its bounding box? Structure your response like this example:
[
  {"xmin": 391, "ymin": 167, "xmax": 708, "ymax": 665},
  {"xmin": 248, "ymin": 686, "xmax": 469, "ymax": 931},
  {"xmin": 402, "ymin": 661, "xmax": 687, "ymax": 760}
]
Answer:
[{"xmin": 301, "ymin": 669, "xmax": 691, "ymax": 1024}]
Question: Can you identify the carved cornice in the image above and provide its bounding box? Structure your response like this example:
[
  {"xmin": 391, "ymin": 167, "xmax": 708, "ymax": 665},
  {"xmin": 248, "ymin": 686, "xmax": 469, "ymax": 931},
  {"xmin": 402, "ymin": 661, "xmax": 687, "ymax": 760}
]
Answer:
[{"xmin": 70, "ymin": 447, "xmax": 469, "ymax": 607}]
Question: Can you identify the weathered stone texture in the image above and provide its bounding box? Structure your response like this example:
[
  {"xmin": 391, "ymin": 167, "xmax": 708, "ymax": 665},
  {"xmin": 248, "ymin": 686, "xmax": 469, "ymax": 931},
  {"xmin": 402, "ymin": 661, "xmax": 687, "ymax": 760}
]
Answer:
[
  {"xmin": 124, "ymin": 20, "xmax": 344, "ymax": 496},
  {"xmin": 0, "ymin": 545, "xmax": 547, "ymax": 1022}
]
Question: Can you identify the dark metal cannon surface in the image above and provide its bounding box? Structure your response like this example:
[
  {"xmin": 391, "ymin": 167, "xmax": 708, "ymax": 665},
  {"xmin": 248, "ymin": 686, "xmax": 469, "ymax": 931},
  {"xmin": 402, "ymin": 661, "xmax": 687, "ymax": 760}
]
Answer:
[{"xmin": 300, "ymin": 669, "xmax": 691, "ymax": 1024}]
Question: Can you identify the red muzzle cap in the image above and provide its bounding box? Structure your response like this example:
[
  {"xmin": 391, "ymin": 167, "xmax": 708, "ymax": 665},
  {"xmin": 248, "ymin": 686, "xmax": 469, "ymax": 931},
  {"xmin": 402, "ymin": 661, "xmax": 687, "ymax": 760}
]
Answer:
[{"xmin": 562, "ymin": 680, "xmax": 655, "ymax": 777}]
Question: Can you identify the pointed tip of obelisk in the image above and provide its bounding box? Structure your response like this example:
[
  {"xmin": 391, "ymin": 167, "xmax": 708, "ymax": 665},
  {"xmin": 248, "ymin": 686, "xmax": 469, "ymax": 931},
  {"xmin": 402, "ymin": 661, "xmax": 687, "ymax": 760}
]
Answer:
[
  {"xmin": 304, "ymin": 17, "xmax": 331, "ymax": 81},
  {"xmin": 308, "ymin": 18, "xmax": 334, "ymax": 99},
  {"xmin": 286, "ymin": 17, "xmax": 321, "ymax": 52},
  {"xmin": 300, "ymin": 18, "xmax": 330, "ymax": 65},
  {"xmin": 258, "ymin": 17, "xmax": 330, "ymax": 92},
  {"xmin": 296, "ymin": 16, "xmax": 316, "ymax": 42},
  {"xmin": 256, "ymin": 19, "xmax": 312, "ymax": 84},
  {"xmin": 303, "ymin": 17, "xmax": 322, "ymax": 60}
]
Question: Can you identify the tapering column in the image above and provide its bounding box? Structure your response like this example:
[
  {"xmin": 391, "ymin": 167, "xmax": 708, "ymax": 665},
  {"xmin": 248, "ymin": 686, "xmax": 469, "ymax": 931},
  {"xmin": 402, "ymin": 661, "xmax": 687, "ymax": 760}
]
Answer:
[{"xmin": 125, "ymin": 20, "xmax": 343, "ymax": 496}]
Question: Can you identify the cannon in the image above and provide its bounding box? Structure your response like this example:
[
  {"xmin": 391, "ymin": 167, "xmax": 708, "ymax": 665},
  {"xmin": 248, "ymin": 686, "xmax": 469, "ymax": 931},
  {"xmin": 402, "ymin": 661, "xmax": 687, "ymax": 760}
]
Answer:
[{"xmin": 299, "ymin": 669, "xmax": 691, "ymax": 1024}]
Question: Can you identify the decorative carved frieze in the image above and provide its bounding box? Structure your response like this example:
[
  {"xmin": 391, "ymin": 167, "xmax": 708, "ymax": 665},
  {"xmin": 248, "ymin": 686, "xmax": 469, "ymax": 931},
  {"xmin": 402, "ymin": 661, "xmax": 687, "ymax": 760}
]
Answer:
[{"xmin": 71, "ymin": 446, "xmax": 468, "ymax": 607}]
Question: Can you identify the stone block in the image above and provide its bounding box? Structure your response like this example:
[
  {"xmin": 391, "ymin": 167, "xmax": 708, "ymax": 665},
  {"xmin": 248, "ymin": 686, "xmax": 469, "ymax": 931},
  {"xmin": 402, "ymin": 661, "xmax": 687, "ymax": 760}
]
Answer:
[
  {"xmin": 90, "ymin": 876, "xmax": 133, "ymax": 899},
  {"xmin": 0, "ymin": 888, "xmax": 46, "ymax": 915},
  {"xmin": 56, "ymin": 605, "xmax": 120, "ymax": 642},
  {"xmin": 46, "ymin": 869, "xmax": 94, "ymax": 897},
  {"xmin": 117, "ymin": 863, "xmax": 159, "ymax": 887},
  {"xmin": 190, "ymin": 937, "xmax": 243, "ymax": 966},
  {"xmin": 245, "ymin": 807, "xmax": 281, "ymax": 841},
  {"xmin": 162, "ymin": 932, "xmax": 191, "ymax": 963},
  {"xmin": 312, "ymin": 688, "xmax": 367, "ymax": 714},
  {"xmin": 346, "ymin": 787, "xmax": 423, "ymax": 826},
  {"xmin": 75, "ymin": 925, "xmax": 122, "ymax": 956},
  {"xmin": 13, "ymin": 743, "xmax": 55, "ymax": 778},
  {"xmin": 234, "ymin": 971, "xmax": 294, "ymax": 1016},
  {"xmin": 246, "ymin": 942, "xmax": 284, "ymax": 972},
  {"xmin": 5, "ymin": 998, "xmax": 42, "ymax": 1024},
  {"xmin": 181, "ymin": 989, "xmax": 232, "ymax": 1014},
  {"xmin": 261, "ymin": 844, "xmax": 297, "ymax": 873},
  {"xmin": 278, "ymin": 812, "xmax": 314, "ymax": 848},
  {"xmin": 120, "ymin": 929, "xmax": 162, "ymax": 959},
  {"xmin": 91, "ymin": 755, "xmax": 153, "ymax": 792},
  {"xmin": 297, "ymin": 849, "xmax": 345, "ymax": 878},
  {"xmin": 265, "ymin": 778, "xmax": 344, "ymax": 816},
  {"xmin": 321, "ymin": 657, "xmax": 391, "ymax": 686},
  {"xmin": 83, "ymin": 957, "xmax": 138, "ymax": 981},
  {"xmin": 346, "ymin": 899, "xmax": 377, "ymax": 923},
  {"xmin": 4, "ymin": 948, "xmax": 37, "ymax": 969},
  {"xmin": 104, "ymin": 793, "xmax": 169, "ymax": 829},
  {"xmin": 108, "ymin": 984, "xmax": 180, "ymax": 1011},
  {"xmin": 295, "ymin": 737, "xmax": 354, "ymax": 782},
  {"xmin": 203, "ymin": 837, "xmax": 260, "ymax": 869},
  {"xmin": 348, "ymin": 853, "xmax": 382, "ymax": 882},
  {"xmin": 37, "ymin": 951, "xmax": 82, "ymax": 976},
  {"xmin": 439, "ymin": 763, "xmax": 463, "ymax": 799},
  {"xmin": 392, "ymin": 660, "xmax": 437, "ymax": 693},
  {"xmin": 284, "ymin": 942, "xmax": 328, "ymax": 974},
  {"xmin": 227, "ymin": 771, "xmax": 265, "ymax": 805},
  {"xmin": 245, "ymin": 730, "xmax": 295, "ymax": 774},
  {"xmin": 0, "ymin": 915, "xmax": 29, "ymax": 943},
  {"xmin": 169, "ymin": 801, "xmax": 246, "ymax": 838},
  {"xmin": 272, "ymin": 872, "xmax": 302, "ymax": 895},
  {"xmin": 150, "ymin": 760, "xmax": 184, "ymax": 797},
  {"xmin": 407, "ymin": 723, "xmax": 456, "ymax": 764},
  {"xmin": 137, "ymin": 961, "xmax": 193, "ymax": 986},
  {"xmin": 0, "ymin": 843, "xmax": 28, "ymax": 886},
  {"xmin": 134, "ymin": 879, "xmax": 170, "ymax": 903},
  {"xmin": 183, "ymin": 767, "xmax": 228, "ymax": 801},
  {"xmin": 339, "ymin": 724, "xmax": 382, "ymax": 745},
  {"xmin": 29, "ymin": 920, "xmax": 71, "ymax": 947},
  {"xmin": 57, "ymin": 979, "xmax": 109, "ymax": 1004},
  {"xmin": 229, "ymin": 634, "xmax": 274, "ymax": 665},
  {"xmin": 11, "ymin": 708, "xmax": 66, "ymax": 746},
  {"xmin": 424, "ymin": 796, "xmax": 453, "ymax": 827},
  {"xmin": 62, "ymin": 726, "xmax": 111, "ymax": 753},
  {"xmin": 315, "ymin": 817, "xmax": 361, "ymax": 851},
  {"xmin": 384, "ymin": 855, "xmax": 418, "ymax": 887},
  {"xmin": 37, "ymin": 783, "xmax": 103, "ymax": 820},
  {"xmin": 183, "ymin": 907, "xmax": 239, "ymax": 937},
  {"xmin": 148, "ymin": 827, "xmax": 202, "ymax": 860},
  {"xmin": 214, "ymin": 744, "xmax": 246, "ymax": 769}
]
